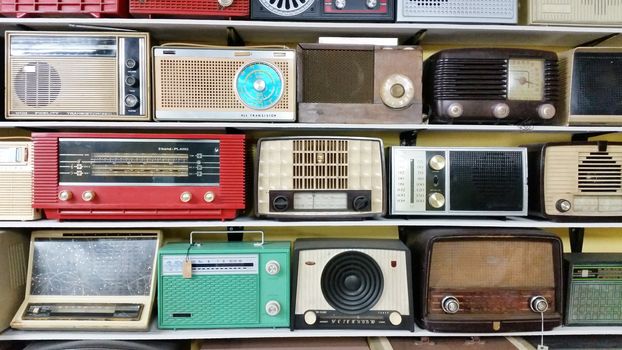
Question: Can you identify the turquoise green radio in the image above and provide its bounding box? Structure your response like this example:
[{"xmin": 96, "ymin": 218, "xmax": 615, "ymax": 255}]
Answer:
[{"xmin": 158, "ymin": 232, "xmax": 290, "ymax": 329}]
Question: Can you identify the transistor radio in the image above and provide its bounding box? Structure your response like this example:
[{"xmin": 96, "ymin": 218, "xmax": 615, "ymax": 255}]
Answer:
[
  {"xmin": 0, "ymin": 141, "xmax": 40, "ymax": 221},
  {"xmin": 565, "ymin": 253, "xmax": 622, "ymax": 326},
  {"xmin": 129, "ymin": 0, "xmax": 248, "ymax": 17},
  {"xmin": 523, "ymin": 0, "xmax": 622, "ymax": 26},
  {"xmin": 153, "ymin": 46, "xmax": 295, "ymax": 122},
  {"xmin": 0, "ymin": 230, "xmax": 28, "ymax": 331},
  {"xmin": 32, "ymin": 132, "xmax": 245, "ymax": 220},
  {"xmin": 297, "ymin": 44, "xmax": 423, "ymax": 124},
  {"xmin": 527, "ymin": 141, "xmax": 622, "ymax": 220},
  {"xmin": 389, "ymin": 147, "xmax": 528, "ymax": 216},
  {"xmin": 250, "ymin": 0, "xmax": 394, "ymax": 21},
  {"xmin": 561, "ymin": 47, "xmax": 622, "ymax": 125},
  {"xmin": 292, "ymin": 239, "xmax": 413, "ymax": 331},
  {"xmin": 255, "ymin": 136, "xmax": 385, "ymax": 219},
  {"xmin": 158, "ymin": 233, "xmax": 290, "ymax": 329},
  {"xmin": 397, "ymin": 0, "xmax": 517, "ymax": 23},
  {"xmin": 424, "ymin": 48, "xmax": 561, "ymax": 125},
  {"xmin": 404, "ymin": 228, "xmax": 563, "ymax": 332},
  {"xmin": 0, "ymin": 0, "xmax": 128, "ymax": 17},
  {"xmin": 6, "ymin": 31, "xmax": 150, "ymax": 121}
]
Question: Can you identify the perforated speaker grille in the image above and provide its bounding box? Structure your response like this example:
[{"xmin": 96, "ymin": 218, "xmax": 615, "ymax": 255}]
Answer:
[
  {"xmin": 403, "ymin": 0, "xmax": 515, "ymax": 18},
  {"xmin": 301, "ymin": 49, "xmax": 373, "ymax": 104},
  {"xmin": 13, "ymin": 62, "xmax": 60, "ymax": 107},
  {"xmin": 531, "ymin": 0, "xmax": 622, "ymax": 24},
  {"xmin": 578, "ymin": 151, "xmax": 622, "ymax": 193},
  {"xmin": 293, "ymin": 139, "xmax": 348, "ymax": 190},
  {"xmin": 571, "ymin": 52, "xmax": 622, "ymax": 116}
]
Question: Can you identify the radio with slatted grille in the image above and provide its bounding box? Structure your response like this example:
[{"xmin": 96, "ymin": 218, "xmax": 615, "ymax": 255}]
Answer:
[
  {"xmin": 6, "ymin": 31, "xmax": 150, "ymax": 121},
  {"xmin": 424, "ymin": 48, "xmax": 561, "ymax": 125},
  {"xmin": 32, "ymin": 132, "xmax": 245, "ymax": 220},
  {"xmin": 404, "ymin": 228, "xmax": 563, "ymax": 332},
  {"xmin": 153, "ymin": 46, "xmax": 295, "ymax": 122},
  {"xmin": 130, "ymin": 0, "xmax": 248, "ymax": 18},
  {"xmin": 255, "ymin": 136, "xmax": 385, "ymax": 219},
  {"xmin": 0, "ymin": 141, "xmax": 40, "ymax": 221},
  {"xmin": 527, "ymin": 141, "xmax": 622, "ymax": 220},
  {"xmin": 292, "ymin": 239, "xmax": 413, "ymax": 330},
  {"xmin": 397, "ymin": 0, "xmax": 517, "ymax": 23},
  {"xmin": 250, "ymin": 0, "xmax": 394, "ymax": 21},
  {"xmin": 389, "ymin": 147, "xmax": 527, "ymax": 216},
  {"xmin": 523, "ymin": 0, "xmax": 622, "ymax": 26}
]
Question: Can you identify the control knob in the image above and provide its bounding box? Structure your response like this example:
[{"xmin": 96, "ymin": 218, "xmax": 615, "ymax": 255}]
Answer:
[
  {"xmin": 265, "ymin": 301, "xmax": 281, "ymax": 316},
  {"xmin": 441, "ymin": 296, "xmax": 459, "ymax": 314},
  {"xmin": 429, "ymin": 155, "xmax": 446, "ymax": 171},
  {"xmin": 428, "ymin": 192, "xmax": 445, "ymax": 209},
  {"xmin": 265, "ymin": 260, "xmax": 280, "ymax": 275},
  {"xmin": 530, "ymin": 296, "xmax": 549, "ymax": 313},
  {"xmin": 334, "ymin": 0, "xmax": 346, "ymax": 9}
]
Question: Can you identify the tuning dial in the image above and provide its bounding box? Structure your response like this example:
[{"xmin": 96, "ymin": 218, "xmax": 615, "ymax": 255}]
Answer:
[
  {"xmin": 124, "ymin": 94, "xmax": 139, "ymax": 108},
  {"xmin": 81, "ymin": 191, "xmax": 95, "ymax": 202},
  {"xmin": 442, "ymin": 296, "xmax": 460, "ymax": 314},
  {"xmin": 428, "ymin": 192, "xmax": 445, "ymax": 209},
  {"xmin": 304, "ymin": 311, "xmax": 317, "ymax": 325},
  {"xmin": 334, "ymin": 0, "xmax": 346, "ymax": 9},
  {"xmin": 125, "ymin": 76, "xmax": 137, "ymax": 87},
  {"xmin": 125, "ymin": 59, "xmax": 137, "ymax": 69},
  {"xmin": 447, "ymin": 103, "xmax": 463, "ymax": 118},
  {"xmin": 352, "ymin": 196, "xmax": 370, "ymax": 211},
  {"xmin": 272, "ymin": 195, "xmax": 289, "ymax": 212},
  {"xmin": 429, "ymin": 155, "xmax": 446, "ymax": 171},
  {"xmin": 253, "ymin": 79, "xmax": 266, "ymax": 92},
  {"xmin": 492, "ymin": 103, "xmax": 510, "ymax": 119},
  {"xmin": 265, "ymin": 260, "xmax": 280, "ymax": 275},
  {"xmin": 265, "ymin": 301, "xmax": 281, "ymax": 316},
  {"xmin": 366, "ymin": 0, "xmax": 376, "ymax": 7},
  {"xmin": 530, "ymin": 296, "xmax": 549, "ymax": 313},
  {"xmin": 180, "ymin": 191, "xmax": 192, "ymax": 203},
  {"xmin": 380, "ymin": 74, "xmax": 414, "ymax": 109},
  {"xmin": 204, "ymin": 191, "xmax": 215, "ymax": 203},
  {"xmin": 58, "ymin": 190, "xmax": 72, "ymax": 201},
  {"xmin": 218, "ymin": 0, "xmax": 233, "ymax": 6},
  {"xmin": 389, "ymin": 312, "xmax": 402, "ymax": 326},
  {"xmin": 556, "ymin": 199, "xmax": 571, "ymax": 213}
]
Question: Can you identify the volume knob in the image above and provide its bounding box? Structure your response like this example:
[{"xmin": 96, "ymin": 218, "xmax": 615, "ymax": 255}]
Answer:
[
  {"xmin": 492, "ymin": 103, "xmax": 510, "ymax": 119},
  {"xmin": 428, "ymin": 192, "xmax": 445, "ymax": 209},
  {"xmin": 530, "ymin": 296, "xmax": 549, "ymax": 313},
  {"xmin": 538, "ymin": 104, "xmax": 556, "ymax": 120},
  {"xmin": 442, "ymin": 296, "xmax": 459, "ymax": 314},
  {"xmin": 334, "ymin": 0, "xmax": 346, "ymax": 9},
  {"xmin": 429, "ymin": 155, "xmax": 446, "ymax": 171},
  {"xmin": 81, "ymin": 191, "xmax": 95, "ymax": 202},
  {"xmin": 265, "ymin": 301, "xmax": 281, "ymax": 316},
  {"xmin": 265, "ymin": 260, "xmax": 280, "ymax": 275}
]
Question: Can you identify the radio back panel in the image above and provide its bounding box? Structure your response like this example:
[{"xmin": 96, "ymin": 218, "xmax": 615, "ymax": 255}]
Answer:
[
  {"xmin": 0, "ymin": 141, "xmax": 40, "ymax": 221},
  {"xmin": 397, "ymin": 0, "xmax": 517, "ymax": 23},
  {"xmin": 524, "ymin": 0, "xmax": 622, "ymax": 26},
  {"xmin": 130, "ymin": 0, "xmax": 249, "ymax": 17},
  {"xmin": 32, "ymin": 132, "xmax": 245, "ymax": 220}
]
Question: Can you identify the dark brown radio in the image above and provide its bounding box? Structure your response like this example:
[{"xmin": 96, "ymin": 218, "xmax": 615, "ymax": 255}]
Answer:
[{"xmin": 403, "ymin": 228, "xmax": 563, "ymax": 332}]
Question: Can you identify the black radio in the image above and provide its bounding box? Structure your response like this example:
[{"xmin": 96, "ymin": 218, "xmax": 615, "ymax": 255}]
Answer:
[{"xmin": 250, "ymin": 0, "xmax": 394, "ymax": 21}]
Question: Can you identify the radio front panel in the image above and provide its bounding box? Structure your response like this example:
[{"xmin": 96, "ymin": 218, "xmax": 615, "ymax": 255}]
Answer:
[
  {"xmin": 129, "ymin": 0, "xmax": 249, "ymax": 18},
  {"xmin": 250, "ymin": 0, "xmax": 394, "ymax": 21},
  {"xmin": 525, "ymin": 0, "xmax": 622, "ymax": 26},
  {"xmin": 0, "ymin": 141, "xmax": 40, "ymax": 220},
  {"xmin": 398, "ymin": 0, "xmax": 517, "ymax": 23}
]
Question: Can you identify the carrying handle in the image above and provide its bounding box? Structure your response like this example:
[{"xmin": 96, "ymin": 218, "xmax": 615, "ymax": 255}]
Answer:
[{"xmin": 189, "ymin": 230, "xmax": 265, "ymax": 247}]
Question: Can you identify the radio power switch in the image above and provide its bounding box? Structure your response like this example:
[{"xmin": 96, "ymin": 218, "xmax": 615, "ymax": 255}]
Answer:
[
  {"xmin": 265, "ymin": 301, "xmax": 281, "ymax": 316},
  {"xmin": 81, "ymin": 191, "xmax": 95, "ymax": 202},
  {"xmin": 334, "ymin": 0, "xmax": 346, "ymax": 9},
  {"xmin": 428, "ymin": 192, "xmax": 445, "ymax": 209},
  {"xmin": 429, "ymin": 155, "xmax": 446, "ymax": 171},
  {"xmin": 265, "ymin": 260, "xmax": 281, "ymax": 275},
  {"xmin": 530, "ymin": 296, "xmax": 549, "ymax": 313},
  {"xmin": 442, "ymin": 296, "xmax": 460, "ymax": 314}
]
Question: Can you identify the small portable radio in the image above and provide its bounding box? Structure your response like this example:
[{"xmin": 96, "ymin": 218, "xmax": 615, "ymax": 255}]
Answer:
[
  {"xmin": 0, "ymin": 230, "xmax": 28, "ymax": 331},
  {"xmin": 404, "ymin": 227, "xmax": 563, "ymax": 332},
  {"xmin": 0, "ymin": 141, "xmax": 40, "ymax": 221},
  {"xmin": 424, "ymin": 48, "xmax": 561, "ymax": 125},
  {"xmin": 297, "ymin": 44, "xmax": 423, "ymax": 124},
  {"xmin": 527, "ymin": 141, "xmax": 622, "ymax": 220},
  {"xmin": 255, "ymin": 136, "xmax": 385, "ymax": 219},
  {"xmin": 0, "ymin": 0, "xmax": 128, "ymax": 17},
  {"xmin": 129, "ymin": 0, "xmax": 249, "ymax": 17},
  {"xmin": 523, "ymin": 0, "xmax": 622, "ymax": 26},
  {"xmin": 153, "ymin": 46, "xmax": 295, "ymax": 122},
  {"xmin": 389, "ymin": 147, "xmax": 528, "ymax": 216},
  {"xmin": 250, "ymin": 0, "xmax": 394, "ymax": 21},
  {"xmin": 397, "ymin": 0, "xmax": 517, "ymax": 23},
  {"xmin": 6, "ymin": 31, "xmax": 150, "ymax": 121}
]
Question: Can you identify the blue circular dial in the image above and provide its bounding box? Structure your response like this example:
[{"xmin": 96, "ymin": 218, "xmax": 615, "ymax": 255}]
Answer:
[{"xmin": 236, "ymin": 62, "xmax": 284, "ymax": 110}]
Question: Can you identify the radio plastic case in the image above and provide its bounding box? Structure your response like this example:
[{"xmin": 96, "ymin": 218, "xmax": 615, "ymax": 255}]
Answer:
[
  {"xmin": 397, "ymin": 0, "xmax": 517, "ymax": 23},
  {"xmin": 130, "ymin": 0, "xmax": 249, "ymax": 18},
  {"xmin": 250, "ymin": 0, "xmax": 394, "ymax": 21},
  {"xmin": 0, "ymin": 0, "xmax": 128, "ymax": 17},
  {"xmin": 522, "ymin": 0, "xmax": 622, "ymax": 26},
  {"xmin": 0, "ymin": 141, "xmax": 41, "ymax": 221}
]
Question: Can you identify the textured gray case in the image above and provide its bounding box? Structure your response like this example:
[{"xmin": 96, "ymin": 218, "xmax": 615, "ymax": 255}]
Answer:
[{"xmin": 397, "ymin": 0, "xmax": 517, "ymax": 23}]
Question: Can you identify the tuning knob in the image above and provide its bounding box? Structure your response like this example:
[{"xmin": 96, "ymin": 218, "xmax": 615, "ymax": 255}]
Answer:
[
  {"xmin": 556, "ymin": 199, "xmax": 571, "ymax": 213},
  {"xmin": 530, "ymin": 296, "xmax": 549, "ymax": 313},
  {"xmin": 218, "ymin": 0, "xmax": 233, "ymax": 6},
  {"xmin": 180, "ymin": 192, "xmax": 192, "ymax": 203},
  {"xmin": 389, "ymin": 312, "xmax": 402, "ymax": 326},
  {"xmin": 265, "ymin": 260, "xmax": 280, "ymax": 275},
  {"xmin": 428, "ymin": 192, "xmax": 445, "ymax": 209},
  {"xmin": 446, "ymin": 103, "xmax": 463, "ymax": 118},
  {"xmin": 204, "ymin": 191, "xmax": 215, "ymax": 203},
  {"xmin": 265, "ymin": 301, "xmax": 281, "ymax": 316},
  {"xmin": 380, "ymin": 74, "xmax": 414, "ymax": 109},
  {"xmin": 304, "ymin": 311, "xmax": 317, "ymax": 325},
  {"xmin": 538, "ymin": 104, "xmax": 556, "ymax": 120},
  {"xmin": 124, "ymin": 94, "xmax": 139, "ymax": 108},
  {"xmin": 352, "ymin": 196, "xmax": 370, "ymax": 211},
  {"xmin": 58, "ymin": 190, "xmax": 72, "ymax": 201},
  {"xmin": 81, "ymin": 191, "xmax": 95, "ymax": 202},
  {"xmin": 429, "ymin": 155, "xmax": 446, "ymax": 171},
  {"xmin": 366, "ymin": 0, "xmax": 376, "ymax": 7},
  {"xmin": 442, "ymin": 296, "xmax": 460, "ymax": 314},
  {"xmin": 272, "ymin": 196, "xmax": 289, "ymax": 212},
  {"xmin": 334, "ymin": 0, "xmax": 346, "ymax": 9},
  {"xmin": 492, "ymin": 103, "xmax": 510, "ymax": 119}
]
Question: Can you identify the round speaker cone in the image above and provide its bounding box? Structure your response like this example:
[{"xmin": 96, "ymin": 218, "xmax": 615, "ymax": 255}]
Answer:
[{"xmin": 235, "ymin": 62, "xmax": 283, "ymax": 111}]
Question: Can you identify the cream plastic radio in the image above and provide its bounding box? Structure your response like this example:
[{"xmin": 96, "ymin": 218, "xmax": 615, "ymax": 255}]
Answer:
[
  {"xmin": 0, "ymin": 141, "xmax": 40, "ymax": 221},
  {"xmin": 523, "ymin": 0, "xmax": 622, "ymax": 26}
]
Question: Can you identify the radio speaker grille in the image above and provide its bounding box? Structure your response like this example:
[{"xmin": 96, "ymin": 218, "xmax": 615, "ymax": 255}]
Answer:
[
  {"xmin": 531, "ymin": 0, "xmax": 622, "ymax": 24},
  {"xmin": 293, "ymin": 139, "xmax": 348, "ymax": 190},
  {"xmin": 404, "ymin": 0, "xmax": 515, "ymax": 17},
  {"xmin": 578, "ymin": 152, "xmax": 622, "ymax": 193},
  {"xmin": 571, "ymin": 52, "xmax": 622, "ymax": 116},
  {"xmin": 8, "ymin": 242, "xmax": 26, "ymax": 289},
  {"xmin": 13, "ymin": 62, "xmax": 60, "ymax": 108}
]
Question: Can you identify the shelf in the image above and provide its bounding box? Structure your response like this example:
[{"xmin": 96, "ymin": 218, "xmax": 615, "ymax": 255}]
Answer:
[{"xmin": 2, "ymin": 19, "xmax": 621, "ymax": 47}]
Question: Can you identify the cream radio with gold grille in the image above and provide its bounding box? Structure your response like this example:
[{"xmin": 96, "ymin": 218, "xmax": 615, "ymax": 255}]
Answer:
[
  {"xmin": 6, "ymin": 31, "xmax": 150, "ymax": 121},
  {"xmin": 0, "ymin": 141, "xmax": 40, "ymax": 221},
  {"xmin": 255, "ymin": 137, "xmax": 384, "ymax": 219},
  {"xmin": 153, "ymin": 46, "xmax": 295, "ymax": 122}
]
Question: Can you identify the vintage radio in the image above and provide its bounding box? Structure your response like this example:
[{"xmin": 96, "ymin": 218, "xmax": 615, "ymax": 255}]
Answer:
[
  {"xmin": 561, "ymin": 47, "xmax": 622, "ymax": 125},
  {"xmin": 292, "ymin": 239, "xmax": 413, "ymax": 331},
  {"xmin": 158, "ymin": 233, "xmax": 290, "ymax": 329},
  {"xmin": 153, "ymin": 46, "xmax": 295, "ymax": 122},
  {"xmin": 32, "ymin": 132, "xmax": 245, "ymax": 220},
  {"xmin": 389, "ymin": 147, "xmax": 528, "ymax": 216},
  {"xmin": 255, "ymin": 136, "xmax": 385, "ymax": 219},
  {"xmin": 0, "ymin": 141, "xmax": 40, "ymax": 220},
  {"xmin": 250, "ymin": 0, "xmax": 394, "ymax": 21},
  {"xmin": 0, "ymin": 0, "xmax": 128, "ymax": 17},
  {"xmin": 297, "ymin": 44, "xmax": 423, "ymax": 124},
  {"xmin": 397, "ymin": 0, "xmax": 517, "ymax": 23},
  {"xmin": 527, "ymin": 141, "xmax": 622, "ymax": 220},
  {"xmin": 424, "ymin": 48, "xmax": 561, "ymax": 125},
  {"xmin": 404, "ymin": 228, "xmax": 563, "ymax": 332},
  {"xmin": 6, "ymin": 31, "xmax": 150, "ymax": 121},
  {"xmin": 129, "ymin": 0, "xmax": 248, "ymax": 17},
  {"xmin": 523, "ymin": 0, "xmax": 622, "ymax": 26},
  {"xmin": 0, "ymin": 230, "xmax": 28, "ymax": 331},
  {"xmin": 24, "ymin": 341, "xmax": 184, "ymax": 350},
  {"xmin": 564, "ymin": 253, "xmax": 622, "ymax": 326},
  {"xmin": 11, "ymin": 230, "xmax": 161, "ymax": 330}
]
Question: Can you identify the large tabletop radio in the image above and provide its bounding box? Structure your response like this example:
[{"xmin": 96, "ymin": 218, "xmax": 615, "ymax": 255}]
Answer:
[
  {"xmin": 527, "ymin": 141, "xmax": 622, "ymax": 220},
  {"xmin": 130, "ymin": 0, "xmax": 249, "ymax": 17},
  {"xmin": 389, "ymin": 147, "xmax": 528, "ymax": 216},
  {"xmin": 32, "ymin": 132, "xmax": 246, "ymax": 220},
  {"xmin": 6, "ymin": 31, "xmax": 150, "ymax": 121},
  {"xmin": 404, "ymin": 228, "xmax": 563, "ymax": 332},
  {"xmin": 523, "ymin": 0, "xmax": 622, "ymax": 26},
  {"xmin": 250, "ymin": 0, "xmax": 394, "ymax": 21},
  {"xmin": 0, "ymin": 230, "xmax": 28, "ymax": 331},
  {"xmin": 397, "ymin": 0, "xmax": 517, "ymax": 23},
  {"xmin": 561, "ymin": 47, "xmax": 622, "ymax": 125},
  {"xmin": 255, "ymin": 136, "xmax": 385, "ymax": 219},
  {"xmin": 0, "ymin": 141, "xmax": 40, "ymax": 221},
  {"xmin": 292, "ymin": 239, "xmax": 413, "ymax": 331},
  {"xmin": 424, "ymin": 48, "xmax": 561, "ymax": 125},
  {"xmin": 297, "ymin": 44, "xmax": 423, "ymax": 124},
  {"xmin": 153, "ymin": 46, "xmax": 295, "ymax": 122}
]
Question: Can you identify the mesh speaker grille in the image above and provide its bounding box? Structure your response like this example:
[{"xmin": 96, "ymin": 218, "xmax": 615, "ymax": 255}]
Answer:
[
  {"xmin": 13, "ymin": 62, "xmax": 60, "ymax": 107},
  {"xmin": 429, "ymin": 240, "xmax": 555, "ymax": 289},
  {"xmin": 301, "ymin": 49, "xmax": 373, "ymax": 104},
  {"xmin": 293, "ymin": 139, "xmax": 348, "ymax": 190},
  {"xmin": 404, "ymin": 0, "xmax": 515, "ymax": 17},
  {"xmin": 578, "ymin": 151, "xmax": 622, "ymax": 193},
  {"xmin": 571, "ymin": 52, "xmax": 622, "ymax": 116}
]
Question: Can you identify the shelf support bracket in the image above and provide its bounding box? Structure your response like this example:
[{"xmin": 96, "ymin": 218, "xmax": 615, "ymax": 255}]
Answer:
[
  {"xmin": 569, "ymin": 227, "xmax": 585, "ymax": 253},
  {"xmin": 403, "ymin": 29, "xmax": 427, "ymax": 46},
  {"xmin": 577, "ymin": 33, "xmax": 620, "ymax": 48},
  {"xmin": 399, "ymin": 131, "xmax": 418, "ymax": 146},
  {"xmin": 227, "ymin": 226, "xmax": 244, "ymax": 242},
  {"xmin": 227, "ymin": 27, "xmax": 245, "ymax": 46},
  {"xmin": 571, "ymin": 132, "xmax": 613, "ymax": 142}
]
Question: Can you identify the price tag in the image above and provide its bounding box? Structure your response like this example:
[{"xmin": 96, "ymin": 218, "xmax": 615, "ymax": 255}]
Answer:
[{"xmin": 182, "ymin": 259, "xmax": 192, "ymax": 279}]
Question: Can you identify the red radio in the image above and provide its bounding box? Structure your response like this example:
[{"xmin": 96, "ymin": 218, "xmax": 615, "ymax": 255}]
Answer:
[
  {"xmin": 0, "ymin": 0, "xmax": 128, "ymax": 17},
  {"xmin": 129, "ymin": 0, "xmax": 248, "ymax": 18},
  {"xmin": 32, "ymin": 133, "xmax": 245, "ymax": 220}
]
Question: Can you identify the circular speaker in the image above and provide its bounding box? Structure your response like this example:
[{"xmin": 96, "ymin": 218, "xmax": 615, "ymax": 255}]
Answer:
[
  {"xmin": 14, "ymin": 62, "xmax": 61, "ymax": 108},
  {"xmin": 258, "ymin": 0, "xmax": 313, "ymax": 17},
  {"xmin": 321, "ymin": 251, "xmax": 384, "ymax": 315},
  {"xmin": 235, "ymin": 61, "xmax": 284, "ymax": 110}
]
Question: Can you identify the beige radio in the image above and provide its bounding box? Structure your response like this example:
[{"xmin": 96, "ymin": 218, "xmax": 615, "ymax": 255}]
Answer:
[
  {"xmin": 0, "ymin": 230, "xmax": 28, "ymax": 331},
  {"xmin": 522, "ymin": 0, "xmax": 622, "ymax": 26},
  {"xmin": 255, "ymin": 136, "xmax": 385, "ymax": 219},
  {"xmin": 6, "ymin": 31, "xmax": 150, "ymax": 121},
  {"xmin": 153, "ymin": 46, "xmax": 295, "ymax": 122},
  {"xmin": 0, "ymin": 141, "xmax": 40, "ymax": 221},
  {"xmin": 528, "ymin": 141, "xmax": 622, "ymax": 219}
]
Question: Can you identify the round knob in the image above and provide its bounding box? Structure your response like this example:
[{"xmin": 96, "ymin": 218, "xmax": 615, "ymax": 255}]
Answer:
[
  {"xmin": 125, "ymin": 59, "xmax": 137, "ymax": 69},
  {"xmin": 204, "ymin": 191, "xmax": 215, "ymax": 203},
  {"xmin": 218, "ymin": 0, "xmax": 233, "ymax": 6},
  {"xmin": 352, "ymin": 196, "xmax": 369, "ymax": 211},
  {"xmin": 530, "ymin": 296, "xmax": 549, "ymax": 313},
  {"xmin": 391, "ymin": 84, "xmax": 405, "ymax": 98},
  {"xmin": 58, "ymin": 190, "xmax": 72, "ymax": 201},
  {"xmin": 492, "ymin": 103, "xmax": 510, "ymax": 119},
  {"xmin": 124, "ymin": 94, "xmax": 139, "ymax": 108},
  {"xmin": 125, "ymin": 76, "xmax": 137, "ymax": 87},
  {"xmin": 265, "ymin": 301, "xmax": 281, "ymax": 316},
  {"xmin": 253, "ymin": 79, "xmax": 266, "ymax": 92},
  {"xmin": 538, "ymin": 104, "xmax": 556, "ymax": 120},
  {"xmin": 365, "ymin": 0, "xmax": 376, "ymax": 8},
  {"xmin": 304, "ymin": 311, "xmax": 317, "ymax": 325},
  {"xmin": 442, "ymin": 296, "xmax": 459, "ymax": 314},
  {"xmin": 380, "ymin": 74, "xmax": 414, "ymax": 109},
  {"xmin": 389, "ymin": 312, "xmax": 402, "ymax": 326},
  {"xmin": 447, "ymin": 103, "xmax": 463, "ymax": 118},
  {"xmin": 334, "ymin": 0, "xmax": 346, "ymax": 9},
  {"xmin": 556, "ymin": 199, "xmax": 571, "ymax": 213},
  {"xmin": 265, "ymin": 260, "xmax": 280, "ymax": 275},
  {"xmin": 272, "ymin": 195, "xmax": 289, "ymax": 212},
  {"xmin": 81, "ymin": 191, "xmax": 95, "ymax": 202},
  {"xmin": 429, "ymin": 155, "xmax": 446, "ymax": 171},
  {"xmin": 180, "ymin": 191, "xmax": 192, "ymax": 203},
  {"xmin": 428, "ymin": 192, "xmax": 445, "ymax": 209}
]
